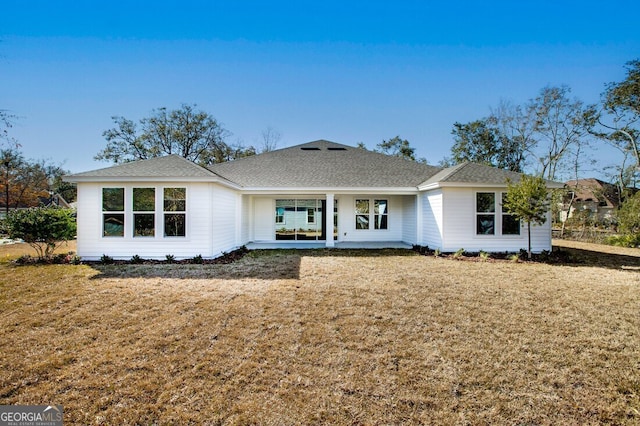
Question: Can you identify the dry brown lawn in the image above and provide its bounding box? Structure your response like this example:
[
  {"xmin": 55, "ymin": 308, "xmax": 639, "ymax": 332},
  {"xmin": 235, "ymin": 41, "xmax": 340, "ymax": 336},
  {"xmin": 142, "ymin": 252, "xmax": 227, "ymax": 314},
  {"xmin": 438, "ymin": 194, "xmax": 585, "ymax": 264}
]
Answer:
[{"xmin": 0, "ymin": 241, "xmax": 638, "ymax": 425}]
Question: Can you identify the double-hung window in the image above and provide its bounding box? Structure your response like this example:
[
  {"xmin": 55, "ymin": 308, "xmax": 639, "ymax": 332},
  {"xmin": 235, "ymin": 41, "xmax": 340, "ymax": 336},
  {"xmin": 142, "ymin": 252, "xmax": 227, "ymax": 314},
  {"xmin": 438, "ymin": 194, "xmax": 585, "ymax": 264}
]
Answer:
[
  {"xmin": 476, "ymin": 192, "xmax": 495, "ymax": 235},
  {"xmin": 477, "ymin": 192, "xmax": 521, "ymax": 236},
  {"xmin": 355, "ymin": 199, "xmax": 370, "ymax": 230},
  {"xmin": 164, "ymin": 188, "xmax": 186, "ymax": 237},
  {"xmin": 103, "ymin": 188, "xmax": 124, "ymax": 237},
  {"xmin": 374, "ymin": 200, "xmax": 388, "ymax": 230},
  {"xmin": 501, "ymin": 192, "xmax": 520, "ymax": 235},
  {"xmin": 355, "ymin": 199, "xmax": 389, "ymax": 230},
  {"xmin": 133, "ymin": 188, "xmax": 155, "ymax": 237}
]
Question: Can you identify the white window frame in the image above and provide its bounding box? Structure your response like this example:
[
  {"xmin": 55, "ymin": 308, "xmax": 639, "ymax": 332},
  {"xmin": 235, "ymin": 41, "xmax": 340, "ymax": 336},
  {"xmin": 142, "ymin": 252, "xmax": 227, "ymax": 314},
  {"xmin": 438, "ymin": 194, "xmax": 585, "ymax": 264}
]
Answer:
[{"xmin": 163, "ymin": 187, "xmax": 187, "ymax": 238}]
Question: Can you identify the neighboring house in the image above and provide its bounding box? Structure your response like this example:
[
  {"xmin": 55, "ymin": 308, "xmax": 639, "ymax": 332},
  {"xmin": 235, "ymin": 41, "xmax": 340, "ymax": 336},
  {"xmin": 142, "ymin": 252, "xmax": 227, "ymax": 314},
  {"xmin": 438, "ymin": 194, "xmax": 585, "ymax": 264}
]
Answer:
[
  {"xmin": 560, "ymin": 178, "xmax": 631, "ymax": 223},
  {"xmin": 0, "ymin": 193, "xmax": 72, "ymax": 219},
  {"xmin": 64, "ymin": 140, "xmax": 563, "ymax": 260}
]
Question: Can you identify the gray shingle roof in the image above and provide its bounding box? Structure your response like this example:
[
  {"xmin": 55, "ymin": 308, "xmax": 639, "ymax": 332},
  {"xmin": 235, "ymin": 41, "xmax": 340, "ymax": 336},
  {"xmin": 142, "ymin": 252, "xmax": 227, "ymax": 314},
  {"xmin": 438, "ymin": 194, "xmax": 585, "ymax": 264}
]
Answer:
[
  {"xmin": 65, "ymin": 141, "xmax": 563, "ymax": 189},
  {"xmin": 208, "ymin": 140, "xmax": 442, "ymax": 188},
  {"xmin": 419, "ymin": 162, "xmax": 563, "ymax": 188},
  {"xmin": 65, "ymin": 155, "xmax": 217, "ymax": 180}
]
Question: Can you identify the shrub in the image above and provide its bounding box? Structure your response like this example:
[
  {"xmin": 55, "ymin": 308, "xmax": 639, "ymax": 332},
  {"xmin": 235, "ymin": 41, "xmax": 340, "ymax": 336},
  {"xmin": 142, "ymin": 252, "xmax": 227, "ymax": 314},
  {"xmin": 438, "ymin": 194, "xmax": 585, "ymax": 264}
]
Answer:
[
  {"xmin": 100, "ymin": 254, "xmax": 114, "ymax": 264},
  {"xmin": 190, "ymin": 254, "xmax": 204, "ymax": 264},
  {"xmin": 70, "ymin": 255, "xmax": 82, "ymax": 265},
  {"xmin": 453, "ymin": 248, "xmax": 465, "ymax": 258},
  {"xmin": 617, "ymin": 192, "xmax": 640, "ymax": 235},
  {"xmin": 130, "ymin": 254, "xmax": 144, "ymax": 264},
  {"xmin": 433, "ymin": 248, "xmax": 441, "ymax": 257},
  {"xmin": 4, "ymin": 207, "xmax": 76, "ymax": 260},
  {"xmin": 479, "ymin": 250, "xmax": 490, "ymax": 261},
  {"xmin": 606, "ymin": 234, "xmax": 640, "ymax": 248},
  {"xmin": 15, "ymin": 254, "xmax": 33, "ymax": 265},
  {"xmin": 165, "ymin": 254, "xmax": 176, "ymax": 264}
]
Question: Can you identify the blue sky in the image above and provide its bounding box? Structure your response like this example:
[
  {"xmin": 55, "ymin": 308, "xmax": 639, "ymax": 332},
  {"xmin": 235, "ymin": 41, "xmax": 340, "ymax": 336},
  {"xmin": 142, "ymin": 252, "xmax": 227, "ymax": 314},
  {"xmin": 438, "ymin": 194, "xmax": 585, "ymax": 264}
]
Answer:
[{"xmin": 1, "ymin": 1, "xmax": 638, "ymax": 177}]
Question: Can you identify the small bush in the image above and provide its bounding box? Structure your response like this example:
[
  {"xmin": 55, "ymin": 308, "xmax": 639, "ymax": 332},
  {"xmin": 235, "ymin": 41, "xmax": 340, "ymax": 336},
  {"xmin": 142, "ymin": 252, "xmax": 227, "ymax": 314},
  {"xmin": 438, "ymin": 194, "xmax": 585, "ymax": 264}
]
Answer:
[
  {"xmin": 190, "ymin": 254, "xmax": 204, "ymax": 264},
  {"xmin": 4, "ymin": 207, "xmax": 76, "ymax": 260},
  {"xmin": 70, "ymin": 255, "xmax": 82, "ymax": 265},
  {"xmin": 52, "ymin": 253, "xmax": 68, "ymax": 264},
  {"xmin": 100, "ymin": 254, "xmax": 114, "ymax": 264},
  {"xmin": 165, "ymin": 254, "xmax": 176, "ymax": 264},
  {"xmin": 453, "ymin": 248, "xmax": 465, "ymax": 258},
  {"xmin": 606, "ymin": 234, "xmax": 640, "ymax": 248},
  {"xmin": 15, "ymin": 254, "xmax": 33, "ymax": 265},
  {"xmin": 433, "ymin": 248, "xmax": 441, "ymax": 257},
  {"xmin": 509, "ymin": 253, "xmax": 520, "ymax": 263},
  {"xmin": 130, "ymin": 254, "xmax": 144, "ymax": 264},
  {"xmin": 479, "ymin": 250, "xmax": 490, "ymax": 261}
]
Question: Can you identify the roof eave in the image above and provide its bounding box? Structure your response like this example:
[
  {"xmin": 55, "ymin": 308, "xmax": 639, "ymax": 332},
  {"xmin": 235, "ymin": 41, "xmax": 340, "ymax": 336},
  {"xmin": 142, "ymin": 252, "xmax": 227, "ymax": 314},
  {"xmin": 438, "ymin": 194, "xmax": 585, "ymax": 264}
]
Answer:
[
  {"xmin": 63, "ymin": 175, "xmax": 242, "ymax": 189},
  {"xmin": 240, "ymin": 186, "xmax": 420, "ymax": 195},
  {"xmin": 419, "ymin": 181, "xmax": 565, "ymax": 190}
]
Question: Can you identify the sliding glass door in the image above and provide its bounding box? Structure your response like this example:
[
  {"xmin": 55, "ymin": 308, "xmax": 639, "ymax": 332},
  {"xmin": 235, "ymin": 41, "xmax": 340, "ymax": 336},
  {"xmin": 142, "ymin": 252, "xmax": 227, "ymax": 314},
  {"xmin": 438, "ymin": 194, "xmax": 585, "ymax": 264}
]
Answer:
[{"xmin": 275, "ymin": 199, "xmax": 337, "ymax": 241}]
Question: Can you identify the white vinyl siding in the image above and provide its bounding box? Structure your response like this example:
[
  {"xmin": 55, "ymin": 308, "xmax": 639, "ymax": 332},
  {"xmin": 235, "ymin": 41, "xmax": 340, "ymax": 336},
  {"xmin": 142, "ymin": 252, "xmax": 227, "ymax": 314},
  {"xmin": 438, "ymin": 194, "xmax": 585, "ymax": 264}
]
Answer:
[
  {"xmin": 210, "ymin": 183, "xmax": 240, "ymax": 256},
  {"xmin": 75, "ymin": 182, "xmax": 219, "ymax": 260},
  {"xmin": 440, "ymin": 187, "xmax": 551, "ymax": 253},
  {"xmin": 401, "ymin": 195, "xmax": 417, "ymax": 244},
  {"xmin": 338, "ymin": 195, "xmax": 403, "ymax": 242},
  {"xmin": 253, "ymin": 197, "xmax": 275, "ymax": 241},
  {"xmin": 420, "ymin": 190, "xmax": 444, "ymax": 249},
  {"xmin": 240, "ymin": 195, "xmax": 252, "ymax": 244}
]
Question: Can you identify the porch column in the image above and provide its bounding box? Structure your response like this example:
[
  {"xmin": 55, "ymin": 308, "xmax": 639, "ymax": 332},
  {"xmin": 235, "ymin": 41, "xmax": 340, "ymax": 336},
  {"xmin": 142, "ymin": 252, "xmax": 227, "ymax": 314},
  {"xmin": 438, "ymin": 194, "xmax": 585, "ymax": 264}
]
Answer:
[
  {"xmin": 325, "ymin": 193, "xmax": 335, "ymax": 247},
  {"xmin": 416, "ymin": 193, "xmax": 423, "ymax": 246}
]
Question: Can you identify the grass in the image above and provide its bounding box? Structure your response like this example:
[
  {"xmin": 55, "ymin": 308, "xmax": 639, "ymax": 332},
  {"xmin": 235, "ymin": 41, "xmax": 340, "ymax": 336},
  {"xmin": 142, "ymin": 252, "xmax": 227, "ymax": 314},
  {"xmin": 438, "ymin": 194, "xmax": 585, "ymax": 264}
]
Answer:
[{"xmin": 0, "ymin": 240, "xmax": 639, "ymax": 425}]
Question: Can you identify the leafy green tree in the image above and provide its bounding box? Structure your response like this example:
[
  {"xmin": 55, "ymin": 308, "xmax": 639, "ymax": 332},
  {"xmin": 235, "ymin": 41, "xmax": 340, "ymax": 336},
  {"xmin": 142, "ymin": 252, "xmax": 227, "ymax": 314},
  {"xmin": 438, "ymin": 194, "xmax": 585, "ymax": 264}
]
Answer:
[
  {"xmin": 450, "ymin": 119, "xmax": 523, "ymax": 171},
  {"xmin": 5, "ymin": 207, "xmax": 76, "ymax": 259},
  {"xmin": 617, "ymin": 191, "xmax": 640, "ymax": 236},
  {"xmin": 375, "ymin": 136, "xmax": 426, "ymax": 163},
  {"xmin": 503, "ymin": 175, "xmax": 550, "ymax": 259},
  {"xmin": 588, "ymin": 59, "xmax": 640, "ymax": 174},
  {"xmin": 96, "ymin": 104, "xmax": 255, "ymax": 166}
]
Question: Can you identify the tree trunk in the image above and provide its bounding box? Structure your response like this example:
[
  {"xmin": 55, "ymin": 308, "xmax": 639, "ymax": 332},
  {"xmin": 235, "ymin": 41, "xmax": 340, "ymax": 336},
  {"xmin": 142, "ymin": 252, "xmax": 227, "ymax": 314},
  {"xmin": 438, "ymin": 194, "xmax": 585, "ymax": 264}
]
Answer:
[{"xmin": 528, "ymin": 221, "xmax": 532, "ymax": 259}]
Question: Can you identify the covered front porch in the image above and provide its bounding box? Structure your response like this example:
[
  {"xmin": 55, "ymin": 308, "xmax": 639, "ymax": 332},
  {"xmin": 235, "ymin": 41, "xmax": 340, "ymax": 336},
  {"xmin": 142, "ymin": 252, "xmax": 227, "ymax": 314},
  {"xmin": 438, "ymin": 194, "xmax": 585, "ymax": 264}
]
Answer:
[{"xmin": 242, "ymin": 193, "xmax": 418, "ymax": 249}]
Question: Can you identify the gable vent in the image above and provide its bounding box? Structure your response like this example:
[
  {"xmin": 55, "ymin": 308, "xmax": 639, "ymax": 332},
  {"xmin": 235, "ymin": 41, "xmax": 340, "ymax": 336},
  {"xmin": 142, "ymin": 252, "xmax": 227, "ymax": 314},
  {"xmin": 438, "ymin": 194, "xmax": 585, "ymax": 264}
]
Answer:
[
  {"xmin": 301, "ymin": 147, "xmax": 321, "ymax": 151},
  {"xmin": 327, "ymin": 147, "xmax": 347, "ymax": 151}
]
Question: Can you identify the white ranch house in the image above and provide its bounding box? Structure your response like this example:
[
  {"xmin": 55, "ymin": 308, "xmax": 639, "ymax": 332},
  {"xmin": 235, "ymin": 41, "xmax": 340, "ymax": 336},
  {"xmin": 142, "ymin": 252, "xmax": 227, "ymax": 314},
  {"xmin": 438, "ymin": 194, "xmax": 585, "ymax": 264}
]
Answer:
[{"xmin": 65, "ymin": 140, "xmax": 562, "ymax": 260}]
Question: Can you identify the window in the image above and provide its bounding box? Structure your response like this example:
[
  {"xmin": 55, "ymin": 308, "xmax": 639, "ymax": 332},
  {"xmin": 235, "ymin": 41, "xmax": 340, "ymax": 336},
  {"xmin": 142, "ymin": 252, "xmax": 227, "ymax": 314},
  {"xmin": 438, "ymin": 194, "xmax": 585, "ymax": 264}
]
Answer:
[
  {"xmin": 501, "ymin": 193, "xmax": 520, "ymax": 235},
  {"xmin": 103, "ymin": 188, "xmax": 124, "ymax": 237},
  {"xmin": 355, "ymin": 199, "xmax": 370, "ymax": 230},
  {"xmin": 307, "ymin": 208, "xmax": 316, "ymax": 224},
  {"xmin": 374, "ymin": 200, "xmax": 388, "ymax": 230},
  {"xmin": 275, "ymin": 207, "xmax": 285, "ymax": 224},
  {"xmin": 275, "ymin": 199, "xmax": 323, "ymax": 240},
  {"xmin": 133, "ymin": 188, "xmax": 155, "ymax": 237},
  {"xmin": 164, "ymin": 187, "xmax": 186, "ymax": 237},
  {"xmin": 476, "ymin": 192, "xmax": 495, "ymax": 235}
]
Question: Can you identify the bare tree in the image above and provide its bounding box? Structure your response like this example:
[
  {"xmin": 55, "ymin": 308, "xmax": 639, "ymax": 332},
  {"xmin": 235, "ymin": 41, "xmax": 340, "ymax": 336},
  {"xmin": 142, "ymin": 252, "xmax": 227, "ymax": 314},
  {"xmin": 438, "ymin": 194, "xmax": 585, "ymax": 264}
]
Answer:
[
  {"xmin": 260, "ymin": 126, "xmax": 282, "ymax": 153},
  {"xmin": 528, "ymin": 86, "xmax": 591, "ymax": 181}
]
